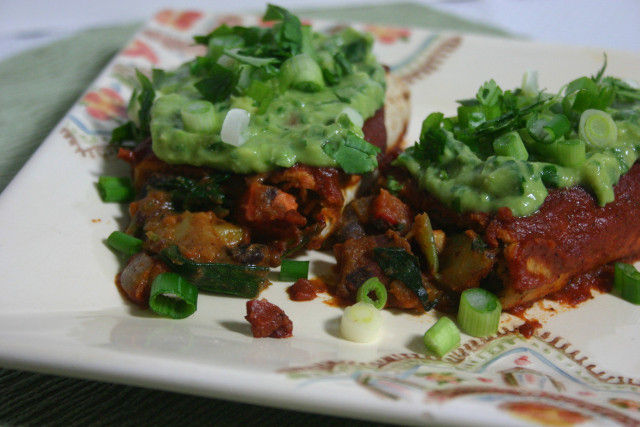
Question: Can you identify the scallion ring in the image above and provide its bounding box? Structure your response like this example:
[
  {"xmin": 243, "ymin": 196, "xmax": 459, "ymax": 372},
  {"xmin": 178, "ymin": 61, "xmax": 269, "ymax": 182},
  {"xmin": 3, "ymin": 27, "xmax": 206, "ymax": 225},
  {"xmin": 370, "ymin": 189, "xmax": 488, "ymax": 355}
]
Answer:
[
  {"xmin": 423, "ymin": 316, "xmax": 461, "ymax": 357},
  {"xmin": 181, "ymin": 100, "xmax": 217, "ymax": 134},
  {"xmin": 280, "ymin": 53, "xmax": 325, "ymax": 92},
  {"xmin": 493, "ymin": 131, "xmax": 529, "ymax": 161},
  {"xmin": 457, "ymin": 288, "xmax": 501, "ymax": 337},
  {"xmin": 579, "ymin": 109, "xmax": 618, "ymax": 148},
  {"xmin": 106, "ymin": 231, "xmax": 143, "ymax": 256},
  {"xmin": 555, "ymin": 139, "xmax": 586, "ymax": 167},
  {"xmin": 279, "ymin": 259, "xmax": 310, "ymax": 282},
  {"xmin": 614, "ymin": 262, "xmax": 640, "ymax": 304},
  {"xmin": 149, "ymin": 273, "xmax": 198, "ymax": 319},
  {"xmin": 221, "ymin": 108, "xmax": 250, "ymax": 146},
  {"xmin": 356, "ymin": 277, "xmax": 388, "ymax": 310},
  {"xmin": 340, "ymin": 301, "xmax": 383, "ymax": 343},
  {"xmin": 98, "ymin": 176, "xmax": 134, "ymax": 203}
]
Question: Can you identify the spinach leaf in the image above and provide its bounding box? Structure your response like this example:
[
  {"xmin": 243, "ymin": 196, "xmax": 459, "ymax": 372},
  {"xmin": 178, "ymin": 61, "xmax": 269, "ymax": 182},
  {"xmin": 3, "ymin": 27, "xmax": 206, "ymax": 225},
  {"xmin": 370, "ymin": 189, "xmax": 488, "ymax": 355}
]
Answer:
[
  {"xmin": 374, "ymin": 247, "xmax": 438, "ymax": 311},
  {"xmin": 150, "ymin": 173, "xmax": 229, "ymax": 212}
]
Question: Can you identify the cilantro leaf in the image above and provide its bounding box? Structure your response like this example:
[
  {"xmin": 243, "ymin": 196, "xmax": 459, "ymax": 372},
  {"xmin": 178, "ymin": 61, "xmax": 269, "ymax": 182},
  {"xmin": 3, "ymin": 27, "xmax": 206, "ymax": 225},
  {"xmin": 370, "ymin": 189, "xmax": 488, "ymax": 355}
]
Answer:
[
  {"xmin": 414, "ymin": 113, "xmax": 447, "ymax": 164},
  {"xmin": 135, "ymin": 69, "xmax": 155, "ymax": 134},
  {"xmin": 194, "ymin": 64, "xmax": 236, "ymax": 103},
  {"xmin": 262, "ymin": 4, "xmax": 303, "ymax": 57},
  {"xmin": 476, "ymin": 79, "xmax": 502, "ymax": 106},
  {"xmin": 110, "ymin": 70, "xmax": 155, "ymax": 146},
  {"xmin": 110, "ymin": 121, "xmax": 137, "ymax": 147},
  {"xmin": 222, "ymin": 49, "xmax": 278, "ymax": 68},
  {"xmin": 193, "ymin": 24, "xmax": 235, "ymax": 46}
]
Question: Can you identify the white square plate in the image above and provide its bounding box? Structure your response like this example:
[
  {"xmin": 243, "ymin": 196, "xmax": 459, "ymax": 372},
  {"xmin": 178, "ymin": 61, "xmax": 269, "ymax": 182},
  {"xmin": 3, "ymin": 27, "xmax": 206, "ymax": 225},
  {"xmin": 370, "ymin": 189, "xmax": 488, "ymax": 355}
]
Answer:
[{"xmin": 1, "ymin": 10, "xmax": 639, "ymax": 426}]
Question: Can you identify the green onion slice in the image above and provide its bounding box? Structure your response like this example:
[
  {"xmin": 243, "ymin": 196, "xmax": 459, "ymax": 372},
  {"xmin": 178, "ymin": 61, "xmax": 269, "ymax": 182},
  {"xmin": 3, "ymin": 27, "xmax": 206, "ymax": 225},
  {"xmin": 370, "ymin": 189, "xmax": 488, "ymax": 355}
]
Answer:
[
  {"xmin": 98, "ymin": 176, "xmax": 135, "ymax": 203},
  {"xmin": 493, "ymin": 131, "xmax": 529, "ymax": 161},
  {"xmin": 520, "ymin": 69, "xmax": 539, "ymax": 97},
  {"xmin": 149, "ymin": 273, "xmax": 198, "ymax": 319},
  {"xmin": 106, "ymin": 231, "xmax": 143, "ymax": 256},
  {"xmin": 246, "ymin": 80, "xmax": 275, "ymax": 114},
  {"xmin": 527, "ymin": 113, "xmax": 570, "ymax": 144},
  {"xmin": 279, "ymin": 259, "xmax": 310, "ymax": 282},
  {"xmin": 160, "ymin": 245, "xmax": 269, "ymax": 298},
  {"xmin": 614, "ymin": 262, "xmax": 640, "ymax": 304},
  {"xmin": 423, "ymin": 316, "xmax": 461, "ymax": 357},
  {"xmin": 340, "ymin": 301, "xmax": 383, "ymax": 343},
  {"xmin": 356, "ymin": 277, "xmax": 388, "ymax": 309},
  {"xmin": 579, "ymin": 109, "xmax": 618, "ymax": 148},
  {"xmin": 280, "ymin": 53, "xmax": 325, "ymax": 92},
  {"xmin": 181, "ymin": 100, "xmax": 217, "ymax": 134},
  {"xmin": 555, "ymin": 139, "xmax": 586, "ymax": 167},
  {"xmin": 220, "ymin": 108, "xmax": 251, "ymax": 146},
  {"xmin": 457, "ymin": 288, "xmax": 501, "ymax": 337},
  {"xmin": 413, "ymin": 213, "xmax": 439, "ymax": 275}
]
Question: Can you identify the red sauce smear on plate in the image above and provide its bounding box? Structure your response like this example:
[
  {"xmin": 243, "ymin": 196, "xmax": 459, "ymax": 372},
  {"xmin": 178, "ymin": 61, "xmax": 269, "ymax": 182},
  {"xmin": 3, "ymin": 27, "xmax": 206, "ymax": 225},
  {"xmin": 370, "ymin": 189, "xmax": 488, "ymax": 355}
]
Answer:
[
  {"xmin": 287, "ymin": 277, "xmax": 328, "ymax": 301},
  {"xmin": 508, "ymin": 264, "xmax": 615, "ymax": 338}
]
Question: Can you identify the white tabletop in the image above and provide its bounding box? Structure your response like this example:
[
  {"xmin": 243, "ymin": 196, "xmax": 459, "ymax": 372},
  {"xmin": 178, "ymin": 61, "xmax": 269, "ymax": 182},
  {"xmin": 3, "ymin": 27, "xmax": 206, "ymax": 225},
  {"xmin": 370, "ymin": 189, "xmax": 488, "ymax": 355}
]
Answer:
[{"xmin": 1, "ymin": 0, "xmax": 639, "ymax": 61}]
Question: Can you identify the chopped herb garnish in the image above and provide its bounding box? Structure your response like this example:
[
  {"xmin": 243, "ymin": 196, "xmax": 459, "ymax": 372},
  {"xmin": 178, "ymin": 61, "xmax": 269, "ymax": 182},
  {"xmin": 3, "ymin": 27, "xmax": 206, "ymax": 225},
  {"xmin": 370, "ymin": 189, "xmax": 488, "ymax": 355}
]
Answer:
[{"xmin": 194, "ymin": 64, "xmax": 237, "ymax": 103}]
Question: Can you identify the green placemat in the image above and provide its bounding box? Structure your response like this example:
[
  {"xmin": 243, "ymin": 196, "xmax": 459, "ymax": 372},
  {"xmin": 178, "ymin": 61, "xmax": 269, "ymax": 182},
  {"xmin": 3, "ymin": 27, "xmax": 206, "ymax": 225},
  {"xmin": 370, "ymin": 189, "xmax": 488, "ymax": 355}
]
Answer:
[{"xmin": 0, "ymin": 3, "xmax": 508, "ymax": 426}]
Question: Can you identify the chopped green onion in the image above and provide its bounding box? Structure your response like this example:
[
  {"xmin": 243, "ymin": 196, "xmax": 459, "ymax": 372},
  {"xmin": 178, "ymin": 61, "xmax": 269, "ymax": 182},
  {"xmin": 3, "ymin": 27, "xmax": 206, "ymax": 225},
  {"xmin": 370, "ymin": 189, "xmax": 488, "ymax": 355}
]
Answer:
[
  {"xmin": 181, "ymin": 100, "xmax": 217, "ymax": 134},
  {"xmin": 338, "ymin": 107, "xmax": 364, "ymax": 128},
  {"xmin": 160, "ymin": 245, "xmax": 269, "ymax": 298},
  {"xmin": 221, "ymin": 108, "xmax": 250, "ymax": 146},
  {"xmin": 279, "ymin": 259, "xmax": 309, "ymax": 282},
  {"xmin": 423, "ymin": 316, "xmax": 460, "ymax": 357},
  {"xmin": 280, "ymin": 53, "xmax": 325, "ymax": 92},
  {"xmin": 563, "ymin": 76, "xmax": 599, "ymax": 114},
  {"xmin": 106, "ymin": 231, "xmax": 143, "ymax": 256},
  {"xmin": 579, "ymin": 109, "xmax": 618, "ymax": 148},
  {"xmin": 246, "ymin": 80, "xmax": 274, "ymax": 114},
  {"xmin": 555, "ymin": 139, "xmax": 586, "ymax": 167},
  {"xmin": 413, "ymin": 213, "xmax": 439, "ymax": 275},
  {"xmin": 97, "ymin": 176, "xmax": 135, "ymax": 203},
  {"xmin": 340, "ymin": 301, "xmax": 383, "ymax": 343},
  {"xmin": 520, "ymin": 69, "xmax": 539, "ymax": 97},
  {"xmin": 527, "ymin": 113, "xmax": 570, "ymax": 143},
  {"xmin": 457, "ymin": 288, "xmax": 501, "ymax": 337},
  {"xmin": 149, "ymin": 273, "xmax": 198, "ymax": 319},
  {"xmin": 356, "ymin": 277, "xmax": 387, "ymax": 309},
  {"xmin": 532, "ymin": 139, "xmax": 558, "ymax": 160},
  {"xmin": 493, "ymin": 131, "xmax": 528, "ymax": 160},
  {"xmin": 614, "ymin": 262, "xmax": 640, "ymax": 304}
]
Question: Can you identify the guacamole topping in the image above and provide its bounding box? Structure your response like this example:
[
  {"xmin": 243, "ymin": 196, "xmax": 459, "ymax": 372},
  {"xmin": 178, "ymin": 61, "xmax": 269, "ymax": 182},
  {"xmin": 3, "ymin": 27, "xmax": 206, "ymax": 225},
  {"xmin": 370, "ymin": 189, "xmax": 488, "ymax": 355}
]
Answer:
[
  {"xmin": 115, "ymin": 5, "xmax": 386, "ymax": 174},
  {"xmin": 394, "ymin": 65, "xmax": 640, "ymax": 217}
]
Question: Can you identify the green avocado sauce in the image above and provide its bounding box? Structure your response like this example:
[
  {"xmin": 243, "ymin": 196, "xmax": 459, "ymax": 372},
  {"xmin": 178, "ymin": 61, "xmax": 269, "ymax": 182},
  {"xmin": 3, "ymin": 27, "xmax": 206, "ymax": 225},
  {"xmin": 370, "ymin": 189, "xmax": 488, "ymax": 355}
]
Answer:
[
  {"xmin": 123, "ymin": 6, "xmax": 385, "ymax": 175},
  {"xmin": 394, "ymin": 69, "xmax": 640, "ymax": 217}
]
